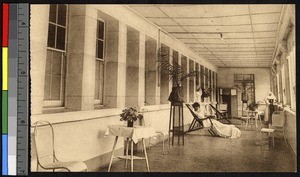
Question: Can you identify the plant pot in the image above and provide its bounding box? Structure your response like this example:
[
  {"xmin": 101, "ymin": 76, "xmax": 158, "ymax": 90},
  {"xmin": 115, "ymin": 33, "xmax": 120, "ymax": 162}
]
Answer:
[
  {"xmin": 168, "ymin": 86, "xmax": 184, "ymax": 103},
  {"xmin": 127, "ymin": 121, "xmax": 134, "ymax": 127}
]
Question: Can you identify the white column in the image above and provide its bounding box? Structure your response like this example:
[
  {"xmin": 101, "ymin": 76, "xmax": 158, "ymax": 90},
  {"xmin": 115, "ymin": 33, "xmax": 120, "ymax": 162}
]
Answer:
[
  {"xmin": 138, "ymin": 33, "xmax": 146, "ymax": 106},
  {"xmin": 66, "ymin": 5, "xmax": 97, "ymax": 111},
  {"xmin": 30, "ymin": 5, "xmax": 49, "ymax": 114},
  {"xmin": 117, "ymin": 22, "xmax": 127, "ymax": 108}
]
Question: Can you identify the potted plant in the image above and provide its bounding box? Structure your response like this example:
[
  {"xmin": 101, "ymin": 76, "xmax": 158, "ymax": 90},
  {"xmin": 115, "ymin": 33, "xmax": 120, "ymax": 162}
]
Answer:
[
  {"xmin": 247, "ymin": 102, "xmax": 258, "ymax": 111},
  {"xmin": 120, "ymin": 107, "xmax": 144, "ymax": 127},
  {"xmin": 157, "ymin": 50, "xmax": 201, "ymax": 104},
  {"xmin": 201, "ymin": 87, "xmax": 212, "ymax": 99}
]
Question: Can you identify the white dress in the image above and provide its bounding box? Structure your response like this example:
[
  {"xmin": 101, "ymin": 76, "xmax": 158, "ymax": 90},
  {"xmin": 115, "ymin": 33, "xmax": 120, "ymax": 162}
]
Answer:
[{"xmin": 195, "ymin": 110, "xmax": 241, "ymax": 139}]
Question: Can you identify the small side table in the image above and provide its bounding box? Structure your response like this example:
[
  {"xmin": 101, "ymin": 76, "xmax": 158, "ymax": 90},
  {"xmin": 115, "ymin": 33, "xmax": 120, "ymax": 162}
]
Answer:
[
  {"xmin": 104, "ymin": 125, "xmax": 157, "ymax": 172},
  {"xmin": 243, "ymin": 111, "xmax": 262, "ymax": 130}
]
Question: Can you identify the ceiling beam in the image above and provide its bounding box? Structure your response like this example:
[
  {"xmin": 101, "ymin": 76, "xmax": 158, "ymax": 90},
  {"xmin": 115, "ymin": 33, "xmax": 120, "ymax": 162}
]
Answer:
[
  {"xmin": 270, "ymin": 5, "xmax": 285, "ymax": 66},
  {"xmin": 160, "ymin": 22, "xmax": 279, "ymax": 27},
  {"xmin": 175, "ymin": 37, "xmax": 276, "ymax": 40},
  {"xmin": 145, "ymin": 11, "xmax": 281, "ymax": 19},
  {"xmin": 185, "ymin": 42, "xmax": 275, "ymax": 45},
  {"xmin": 169, "ymin": 30, "xmax": 278, "ymax": 34}
]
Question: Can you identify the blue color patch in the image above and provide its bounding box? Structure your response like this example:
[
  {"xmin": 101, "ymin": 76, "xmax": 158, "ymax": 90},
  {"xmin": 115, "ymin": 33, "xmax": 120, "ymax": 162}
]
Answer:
[{"xmin": 2, "ymin": 135, "xmax": 8, "ymax": 175}]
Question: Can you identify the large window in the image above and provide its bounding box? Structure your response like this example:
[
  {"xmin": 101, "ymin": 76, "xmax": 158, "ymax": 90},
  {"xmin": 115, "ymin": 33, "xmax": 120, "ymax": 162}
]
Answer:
[
  {"xmin": 281, "ymin": 64, "xmax": 286, "ymax": 105},
  {"xmin": 288, "ymin": 46, "xmax": 296, "ymax": 111},
  {"xmin": 200, "ymin": 65, "xmax": 204, "ymax": 89},
  {"xmin": 95, "ymin": 20, "xmax": 105, "ymax": 105},
  {"xmin": 44, "ymin": 4, "xmax": 67, "ymax": 107}
]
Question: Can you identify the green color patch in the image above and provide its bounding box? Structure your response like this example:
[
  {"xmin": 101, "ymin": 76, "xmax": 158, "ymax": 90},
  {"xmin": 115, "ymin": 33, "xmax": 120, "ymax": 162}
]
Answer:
[{"xmin": 2, "ymin": 91, "xmax": 8, "ymax": 134}]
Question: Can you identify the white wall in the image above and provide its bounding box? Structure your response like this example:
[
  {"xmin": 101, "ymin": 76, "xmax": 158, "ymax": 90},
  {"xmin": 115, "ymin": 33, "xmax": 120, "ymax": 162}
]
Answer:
[
  {"xmin": 218, "ymin": 67, "xmax": 271, "ymax": 102},
  {"xmin": 284, "ymin": 110, "xmax": 296, "ymax": 154}
]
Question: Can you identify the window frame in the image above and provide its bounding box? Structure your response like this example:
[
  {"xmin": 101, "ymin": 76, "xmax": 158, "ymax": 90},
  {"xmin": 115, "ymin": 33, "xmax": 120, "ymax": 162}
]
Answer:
[
  {"xmin": 287, "ymin": 46, "xmax": 296, "ymax": 111},
  {"xmin": 94, "ymin": 18, "xmax": 106, "ymax": 105},
  {"xmin": 43, "ymin": 4, "xmax": 68, "ymax": 108}
]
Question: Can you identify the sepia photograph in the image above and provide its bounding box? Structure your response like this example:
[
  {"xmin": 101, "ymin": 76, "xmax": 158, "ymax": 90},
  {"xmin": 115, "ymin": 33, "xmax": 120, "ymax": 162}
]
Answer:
[{"xmin": 30, "ymin": 4, "xmax": 296, "ymax": 172}]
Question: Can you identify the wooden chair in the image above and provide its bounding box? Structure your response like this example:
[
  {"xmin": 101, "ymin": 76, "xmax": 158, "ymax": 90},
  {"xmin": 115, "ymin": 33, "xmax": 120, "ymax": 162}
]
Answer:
[
  {"xmin": 260, "ymin": 111, "xmax": 287, "ymax": 147},
  {"xmin": 33, "ymin": 121, "xmax": 88, "ymax": 172},
  {"xmin": 209, "ymin": 104, "xmax": 232, "ymax": 124},
  {"xmin": 185, "ymin": 104, "xmax": 217, "ymax": 136}
]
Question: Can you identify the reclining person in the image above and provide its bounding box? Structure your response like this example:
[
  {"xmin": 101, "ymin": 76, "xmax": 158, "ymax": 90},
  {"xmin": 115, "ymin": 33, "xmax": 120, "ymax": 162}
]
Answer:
[{"xmin": 192, "ymin": 102, "xmax": 241, "ymax": 139}]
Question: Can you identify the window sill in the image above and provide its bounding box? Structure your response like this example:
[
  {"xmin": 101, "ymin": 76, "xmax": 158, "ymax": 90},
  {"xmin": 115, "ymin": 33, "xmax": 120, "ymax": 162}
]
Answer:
[
  {"xmin": 31, "ymin": 107, "xmax": 124, "ymax": 127},
  {"xmin": 42, "ymin": 107, "xmax": 68, "ymax": 114},
  {"xmin": 284, "ymin": 107, "xmax": 296, "ymax": 116},
  {"xmin": 32, "ymin": 104, "xmax": 173, "ymax": 127}
]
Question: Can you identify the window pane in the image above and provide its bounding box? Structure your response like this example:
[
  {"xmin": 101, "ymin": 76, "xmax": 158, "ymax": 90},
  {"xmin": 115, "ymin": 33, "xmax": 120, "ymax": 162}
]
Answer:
[
  {"xmin": 47, "ymin": 24, "xmax": 56, "ymax": 48},
  {"xmin": 61, "ymin": 56, "xmax": 66, "ymax": 101},
  {"xmin": 49, "ymin": 5, "xmax": 57, "ymax": 23},
  {"xmin": 57, "ymin": 4, "xmax": 67, "ymax": 26},
  {"xmin": 97, "ymin": 40, "xmax": 104, "ymax": 59},
  {"xmin": 98, "ymin": 21, "xmax": 104, "ymax": 40},
  {"xmin": 95, "ymin": 61, "xmax": 100, "ymax": 99},
  {"xmin": 52, "ymin": 51, "xmax": 62, "ymax": 75},
  {"xmin": 99, "ymin": 62, "xmax": 104, "ymax": 104},
  {"xmin": 44, "ymin": 75, "xmax": 51, "ymax": 100},
  {"xmin": 236, "ymin": 75, "xmax": 243, "ymax": 80},
  {"xmin": 51, "ymin": 76, "xmax": 61, "ymax": 100},
  {"xmin": 45, "ymin": 50, "xmax": 52, "ymax": 75},
  {"xmin": 56, "ymin": 26, "xmax": 66, "ymax": 50},
  {"xmin": 244, "ymin": 75, "xmax": 251, "ymax": 80}
]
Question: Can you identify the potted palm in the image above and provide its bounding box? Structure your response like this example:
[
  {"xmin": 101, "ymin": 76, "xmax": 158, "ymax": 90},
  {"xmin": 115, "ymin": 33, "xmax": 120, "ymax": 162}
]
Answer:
[
  {"xmin": 201, "ymin": 87, "xmax": 212, "ymax": 99},
  {"xmin": 247, "ymin": 102, "xmax": 258, "ymax": 111},
  {"xmin": 157, "ymin": 50, "xmax": 200, "ymax": 103},
  {"xmin": 120, "ymin": 107, "xmax": 143, "ymax": 127}
]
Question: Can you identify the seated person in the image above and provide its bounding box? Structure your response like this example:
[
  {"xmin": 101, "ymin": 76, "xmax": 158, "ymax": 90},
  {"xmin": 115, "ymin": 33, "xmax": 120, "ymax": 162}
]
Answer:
[{"xmin": 192, "ymin": 102, "xmax": 241, "ymax": 139}]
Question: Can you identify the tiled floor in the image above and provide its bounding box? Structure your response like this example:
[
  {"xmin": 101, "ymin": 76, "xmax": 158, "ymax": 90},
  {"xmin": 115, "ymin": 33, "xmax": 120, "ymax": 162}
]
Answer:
[{"xmin": 99, "ymin": 119, "xmax": 296, "ymax": 172}]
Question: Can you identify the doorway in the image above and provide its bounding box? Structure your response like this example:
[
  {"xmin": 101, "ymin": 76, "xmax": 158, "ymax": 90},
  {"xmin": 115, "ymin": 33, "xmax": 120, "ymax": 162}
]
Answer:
[{"xmin": 234, "ymin": 74, "xmax": 255, "ymax": 117}]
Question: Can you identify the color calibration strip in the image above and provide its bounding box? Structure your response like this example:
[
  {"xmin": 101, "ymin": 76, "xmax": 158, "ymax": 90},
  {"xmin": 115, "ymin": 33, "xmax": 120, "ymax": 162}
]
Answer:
[
  {"xmin": 2, "ymin": 3, "xmax": 29, "ymax": 175},
  {"xmin": 16, "ymin": 3, "xmax": 29, "ymax": 175},
  {"xmin": 9, "ymin": 3, "xmax": 18, "ymax": 176},
  {"xmin": 2, "ymin": 3, "xmax": 9, "ymax": 175}
]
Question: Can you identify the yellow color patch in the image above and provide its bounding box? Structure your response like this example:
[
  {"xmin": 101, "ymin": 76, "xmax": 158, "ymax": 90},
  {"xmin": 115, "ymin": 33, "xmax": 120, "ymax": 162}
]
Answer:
[{"xmin": 2, "ymin": 47, "xmax": 8, "ymax": 90}]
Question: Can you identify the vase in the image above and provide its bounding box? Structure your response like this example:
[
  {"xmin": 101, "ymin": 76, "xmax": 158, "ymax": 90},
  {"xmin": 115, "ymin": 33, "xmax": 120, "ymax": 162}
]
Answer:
[{"xmin": 127, "ymin": 120, "xmax": 134, "ymax": 127}]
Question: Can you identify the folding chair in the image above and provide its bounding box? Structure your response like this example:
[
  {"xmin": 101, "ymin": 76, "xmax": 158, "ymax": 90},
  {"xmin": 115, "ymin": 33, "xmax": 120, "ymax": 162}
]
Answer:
[
  {"xmin": 218, "ymin": 102, "xmax": 229, "ymax": 117},
  {"xmin": 185, "ymin": 104, "xmax": 217, "ymax": 136},
  {"xmin": 209, "ymin": 104, "xmax": 232, "ymax": 124}
]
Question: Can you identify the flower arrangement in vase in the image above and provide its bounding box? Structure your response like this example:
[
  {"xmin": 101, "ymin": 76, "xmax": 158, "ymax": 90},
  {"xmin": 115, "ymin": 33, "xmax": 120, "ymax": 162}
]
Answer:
[{"xmin": 120, "ymin": 107, "xmax": 143, "ymax": 127}]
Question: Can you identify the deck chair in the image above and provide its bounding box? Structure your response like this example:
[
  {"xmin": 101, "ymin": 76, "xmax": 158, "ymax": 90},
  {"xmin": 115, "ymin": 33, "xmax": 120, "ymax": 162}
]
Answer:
[
  {"xmin": 218, "ymin": 102, "xmax": 229, "ymax": 118},
  {"xmin": 185, "ymin": 104, "xmax": 217, "ymax": 136},
  {"xmin": 209, "ymin": 104, "xmax": 232, "ymax": 124},
  {"xmin": 33, "ymin": 121, "xmax": 88, "ymax": 172}
]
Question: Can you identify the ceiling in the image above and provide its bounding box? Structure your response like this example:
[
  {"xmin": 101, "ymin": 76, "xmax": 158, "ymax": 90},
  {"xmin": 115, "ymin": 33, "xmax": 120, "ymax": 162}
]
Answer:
[{"xmin": 129, "ymin": 4, "xmax": 283, "ymax": 68}]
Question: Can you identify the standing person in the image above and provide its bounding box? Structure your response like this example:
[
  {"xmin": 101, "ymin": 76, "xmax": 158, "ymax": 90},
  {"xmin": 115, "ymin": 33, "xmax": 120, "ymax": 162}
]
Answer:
[
  {"xmin": 264, "ymin": 91, "xmax": 277, "ymax": 124},
  {"xmin": 264, "ymin": 91, "xmax": 277, "ymax": 104}
]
